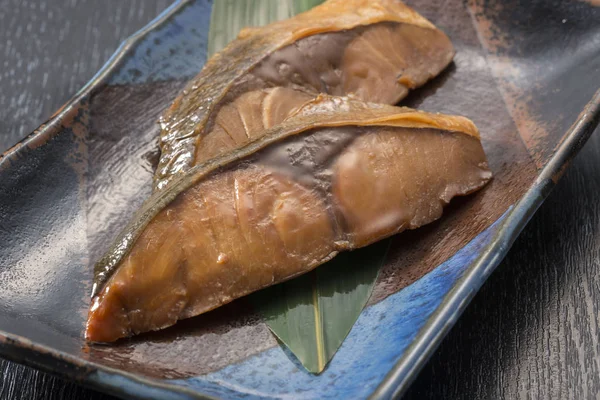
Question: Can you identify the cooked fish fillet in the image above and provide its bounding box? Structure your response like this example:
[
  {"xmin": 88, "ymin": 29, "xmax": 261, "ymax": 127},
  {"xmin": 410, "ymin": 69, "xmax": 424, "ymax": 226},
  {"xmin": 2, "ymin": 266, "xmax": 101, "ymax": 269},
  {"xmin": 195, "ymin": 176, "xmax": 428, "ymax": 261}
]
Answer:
[
  {"xmin": 155, "ymin": 0, "xmax": 455, "ymax": 189},
  {"xmin": 87, "ymin": 96, "xmax": 491, "ymax": 342}
]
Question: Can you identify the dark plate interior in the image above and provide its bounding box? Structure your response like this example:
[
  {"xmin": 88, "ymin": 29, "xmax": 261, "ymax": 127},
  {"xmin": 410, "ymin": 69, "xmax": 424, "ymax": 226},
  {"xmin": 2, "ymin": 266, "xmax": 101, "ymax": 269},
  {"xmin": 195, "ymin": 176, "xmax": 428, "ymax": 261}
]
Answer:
[{"xmin": 0, "ymin": 0, "xmax": 599, "ymax": 398}]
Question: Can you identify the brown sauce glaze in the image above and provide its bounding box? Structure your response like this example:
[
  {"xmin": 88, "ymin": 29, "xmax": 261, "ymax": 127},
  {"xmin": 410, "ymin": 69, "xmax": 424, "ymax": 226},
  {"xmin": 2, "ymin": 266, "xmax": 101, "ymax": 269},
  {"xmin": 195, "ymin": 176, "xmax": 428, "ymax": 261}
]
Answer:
[
  {"xmin": 156, "ymin": 0, "xmax": 454, "ymax": 189},
  {"xmin": 87, "ymin": 118, "xmax": 490, "ymax": 342}
]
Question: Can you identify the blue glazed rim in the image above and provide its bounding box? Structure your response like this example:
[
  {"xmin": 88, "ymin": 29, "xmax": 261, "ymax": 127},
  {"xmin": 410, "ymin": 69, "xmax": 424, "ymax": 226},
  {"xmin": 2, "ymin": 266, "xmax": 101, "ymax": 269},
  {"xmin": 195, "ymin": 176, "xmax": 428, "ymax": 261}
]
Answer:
[{"xmin": 0, "ymin": 1, "xmax": 599, "ymax": 399}]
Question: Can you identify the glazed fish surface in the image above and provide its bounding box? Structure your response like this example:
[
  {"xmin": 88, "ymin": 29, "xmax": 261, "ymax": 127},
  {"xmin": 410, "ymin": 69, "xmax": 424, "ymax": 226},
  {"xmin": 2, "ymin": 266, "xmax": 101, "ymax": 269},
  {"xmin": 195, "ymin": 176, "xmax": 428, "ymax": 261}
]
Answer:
[
  {"xmin": 86, "ymin": 96, "xmax": 492, "ymax": 342},
  {"xmin": 155, "ymin": 0, "xmax": 455, "ymax": 189}
]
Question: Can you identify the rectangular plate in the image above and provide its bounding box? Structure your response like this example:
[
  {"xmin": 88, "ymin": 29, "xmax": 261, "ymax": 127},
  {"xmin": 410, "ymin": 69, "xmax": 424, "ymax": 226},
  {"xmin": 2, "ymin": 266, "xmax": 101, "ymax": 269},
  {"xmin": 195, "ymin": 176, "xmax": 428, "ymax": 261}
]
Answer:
[{"xmin": 0, "ymin": 0, "xmax": 599, "ymax": 399}]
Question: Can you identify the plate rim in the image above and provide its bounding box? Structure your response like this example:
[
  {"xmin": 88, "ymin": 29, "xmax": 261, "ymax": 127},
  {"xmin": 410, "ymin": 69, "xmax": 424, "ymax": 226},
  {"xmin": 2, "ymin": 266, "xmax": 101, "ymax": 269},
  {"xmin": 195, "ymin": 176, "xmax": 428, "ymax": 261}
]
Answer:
[
  {"xmin": 0, "ymin": 0, "xmax": 599, "ymax": 399},
  {"xmin": 371, "ymin": 87, "xmax": 600, "ymax": 399}
]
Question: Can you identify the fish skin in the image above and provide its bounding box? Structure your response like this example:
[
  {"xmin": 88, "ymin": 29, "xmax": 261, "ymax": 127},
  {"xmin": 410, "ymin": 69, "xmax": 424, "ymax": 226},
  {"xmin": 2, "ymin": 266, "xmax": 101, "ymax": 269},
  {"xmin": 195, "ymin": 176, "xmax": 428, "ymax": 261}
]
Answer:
[
  {"xmin": 155, "ymin": 0, "xmax": 455, "ymax": 190},
  {"xmin": 87, "ymin": 97, "xmax": 491, "ymax": 343}
]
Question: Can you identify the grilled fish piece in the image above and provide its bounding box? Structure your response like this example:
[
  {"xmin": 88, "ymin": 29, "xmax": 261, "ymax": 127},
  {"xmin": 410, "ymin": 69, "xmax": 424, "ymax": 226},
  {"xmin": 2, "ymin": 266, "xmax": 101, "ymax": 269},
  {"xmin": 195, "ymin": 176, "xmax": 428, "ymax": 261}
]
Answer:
[
  {"xmin": 87, "ymin": 96, "xmax": 492, "ymax": 342},
  {"xmin": 155, "ymin": 0, "xmax": 455, "ymax": 189}
]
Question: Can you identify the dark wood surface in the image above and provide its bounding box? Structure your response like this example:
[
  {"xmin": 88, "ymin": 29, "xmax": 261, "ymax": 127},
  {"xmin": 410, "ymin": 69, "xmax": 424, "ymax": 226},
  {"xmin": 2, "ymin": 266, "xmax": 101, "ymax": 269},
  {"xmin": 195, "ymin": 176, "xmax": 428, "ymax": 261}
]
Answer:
[{"xmin": 0, "ymin": 1, "xmax": 598, "ymax": 399}]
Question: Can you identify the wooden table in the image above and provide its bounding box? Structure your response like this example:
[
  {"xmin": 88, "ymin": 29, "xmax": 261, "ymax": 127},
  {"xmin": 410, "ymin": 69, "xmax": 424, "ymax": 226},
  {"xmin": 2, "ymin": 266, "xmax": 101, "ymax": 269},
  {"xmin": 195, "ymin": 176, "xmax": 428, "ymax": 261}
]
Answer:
[{"xmin": 1, "ymin": 1, "xmax": 598, "ymax": 399}]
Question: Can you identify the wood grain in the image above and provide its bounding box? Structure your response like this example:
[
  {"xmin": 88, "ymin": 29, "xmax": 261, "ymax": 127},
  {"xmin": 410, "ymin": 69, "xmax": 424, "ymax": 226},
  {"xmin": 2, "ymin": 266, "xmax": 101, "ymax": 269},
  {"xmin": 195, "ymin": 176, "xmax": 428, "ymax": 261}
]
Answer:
[
  {"xmin": 0, "ymin": 0, "xmax": 599, "ymax": 399},
  {"xmin": 0, "ymin": 1, "xmax": 167, "ymax": 399}
]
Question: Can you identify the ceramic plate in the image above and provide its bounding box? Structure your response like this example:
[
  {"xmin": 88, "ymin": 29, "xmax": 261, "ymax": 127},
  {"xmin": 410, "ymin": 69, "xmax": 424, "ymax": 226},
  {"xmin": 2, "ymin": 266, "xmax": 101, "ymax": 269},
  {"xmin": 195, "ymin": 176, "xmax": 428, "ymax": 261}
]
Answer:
[{"xmin": 0, "ymin": 0, "xmax": 599, "ymax": 399}]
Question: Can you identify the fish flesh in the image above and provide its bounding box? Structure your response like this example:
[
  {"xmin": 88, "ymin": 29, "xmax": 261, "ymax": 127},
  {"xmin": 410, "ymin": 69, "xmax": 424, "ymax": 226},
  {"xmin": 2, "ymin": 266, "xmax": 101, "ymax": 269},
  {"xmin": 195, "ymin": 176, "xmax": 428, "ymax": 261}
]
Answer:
[
  {"xmin": 155, "ymin": 0, "xmax": 455, "ymax": 189},
  {"xmin": 86, "ymin": 96, "xmax": 492, "ymax": 342}
]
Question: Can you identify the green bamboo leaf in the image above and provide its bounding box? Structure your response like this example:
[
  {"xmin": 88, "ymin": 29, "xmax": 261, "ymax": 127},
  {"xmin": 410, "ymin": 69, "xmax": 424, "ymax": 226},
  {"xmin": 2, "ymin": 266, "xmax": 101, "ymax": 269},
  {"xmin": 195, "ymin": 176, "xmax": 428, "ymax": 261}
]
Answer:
[
  {"xmin": 207, "ymin": 0, "xmax": 390, "ymax": 373},
  {"xmin": 252, "ymin": 241, "xmax": 390, "ymax": 373},
  {"xmin": 208, "ymin": 0, "xmax": 323, "ymax": 57}
]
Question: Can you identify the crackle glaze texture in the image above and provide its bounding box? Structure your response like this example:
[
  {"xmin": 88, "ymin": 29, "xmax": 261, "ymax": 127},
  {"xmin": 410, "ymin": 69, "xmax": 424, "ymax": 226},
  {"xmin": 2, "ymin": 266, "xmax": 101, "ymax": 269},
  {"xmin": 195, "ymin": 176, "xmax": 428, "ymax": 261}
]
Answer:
[{"xmin": 0, "ymin": 0, "xmax": 599, "ymax": 399}]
